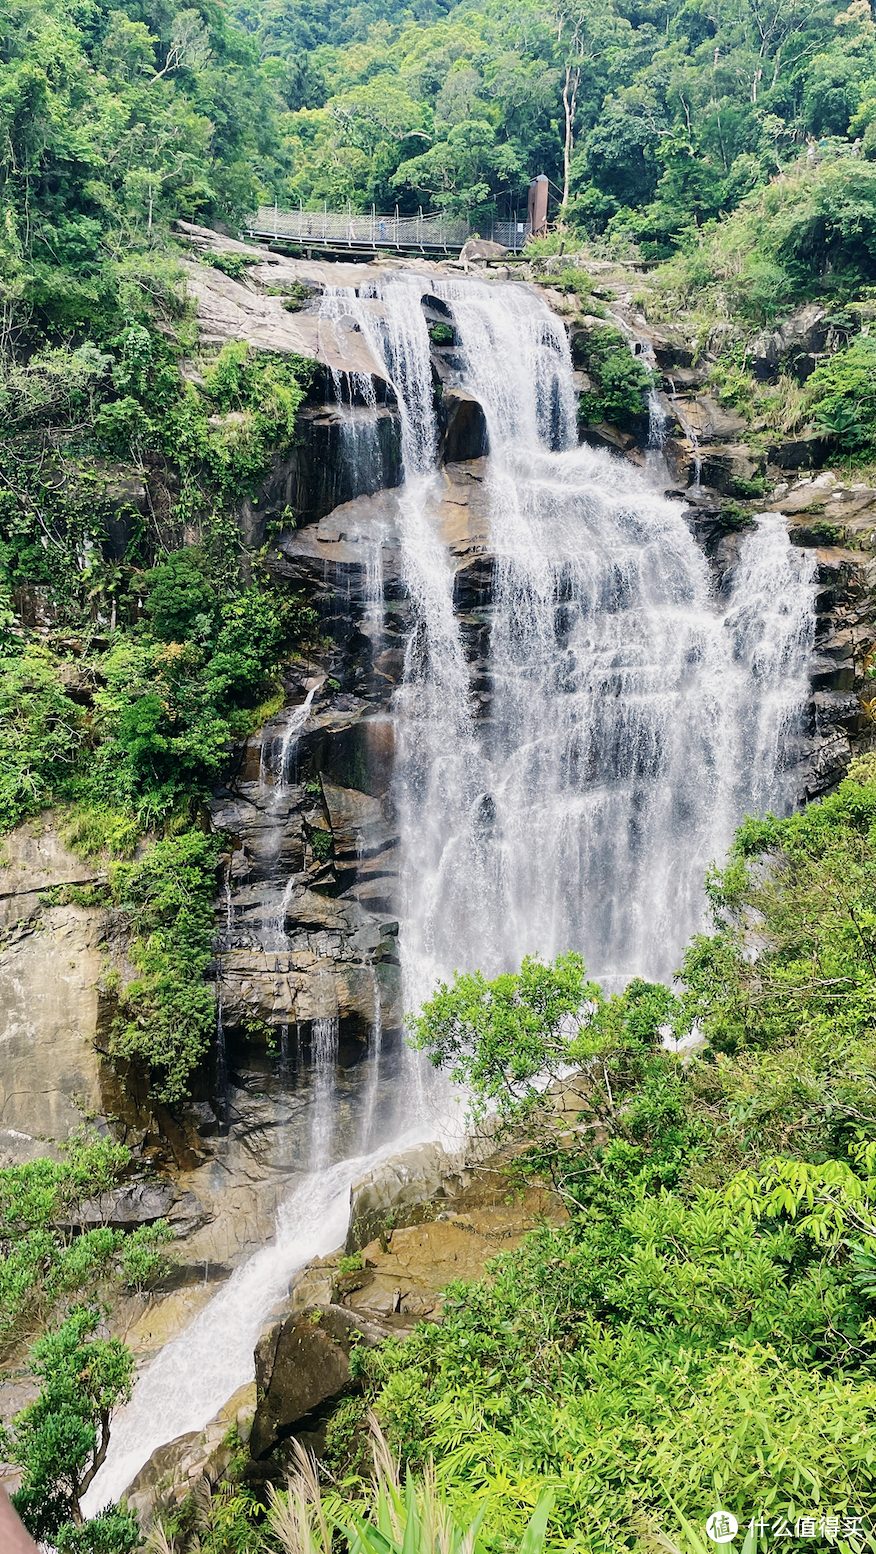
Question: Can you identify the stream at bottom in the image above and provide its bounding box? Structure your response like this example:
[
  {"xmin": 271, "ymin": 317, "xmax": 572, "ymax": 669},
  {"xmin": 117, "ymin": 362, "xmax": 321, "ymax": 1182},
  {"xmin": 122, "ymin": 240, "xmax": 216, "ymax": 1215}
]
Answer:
[{"xmin": 81, "ymin": 1117, "xmax": 443, "ymax": 1515}]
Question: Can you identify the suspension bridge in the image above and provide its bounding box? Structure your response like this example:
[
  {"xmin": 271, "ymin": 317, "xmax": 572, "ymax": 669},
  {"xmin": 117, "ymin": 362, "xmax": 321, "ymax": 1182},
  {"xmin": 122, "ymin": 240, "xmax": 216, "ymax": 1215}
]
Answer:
[{"xmin": 244, "ymin": 205, "xmax": 532, "ymax": 257}]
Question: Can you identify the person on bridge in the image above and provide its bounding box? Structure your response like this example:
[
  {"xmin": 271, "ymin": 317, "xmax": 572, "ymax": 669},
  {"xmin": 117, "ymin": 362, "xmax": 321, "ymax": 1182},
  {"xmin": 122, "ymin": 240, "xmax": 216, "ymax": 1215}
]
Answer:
[{"xmin": 348, "ymin": 219, "xmax": 356, "ymax": 243}]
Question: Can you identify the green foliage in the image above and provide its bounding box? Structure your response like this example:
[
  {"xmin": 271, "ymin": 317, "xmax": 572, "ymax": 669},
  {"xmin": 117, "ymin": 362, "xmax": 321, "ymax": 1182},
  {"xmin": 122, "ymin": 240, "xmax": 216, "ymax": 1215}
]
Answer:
[
  {"xmin": 407, "ymin": 952, "xmax": 605, "ymax": 1124},
  {"xmin": 352, "ymin": 762, "xmax": 876, "ymax": 1546},
  {"xmin": 310, "ymin": 827, "xmax": 334, "ymax": 862},
  {"xmin": 807, "ymin": 335, "xmax": 876, "ymax": 453},
  {"xmin": 56, "ymin": 1507, "xmax": 142, "ymax": 1554},
  {"xmin": 269, "ymin": 1421, "xmax": 555, "ymax": 1554},
  {"xmin": 109, "ymin": 829, "xmax": 221, "ymax": 1102},
  {"xmin": 577, "ymin": 327, "xmax": 654, "ymax": 431},
  {"xmin": 0, "ymin": 1133, "xmax": 172, "ymax": 1349},
  {"xmin": 2, "ymin": 1306, "xmax": 134, "ymax": 1539},
  {"xmin": 0, "ymin": 647, "xmax": 86, "ymax": 830},
  {"xmin": 338, "ymin": 1251, "xmax": 366, "ymax": 1274},
  {"xmin": 408, "ymin": 955, "xmax": 676, "ymax": 1131}
]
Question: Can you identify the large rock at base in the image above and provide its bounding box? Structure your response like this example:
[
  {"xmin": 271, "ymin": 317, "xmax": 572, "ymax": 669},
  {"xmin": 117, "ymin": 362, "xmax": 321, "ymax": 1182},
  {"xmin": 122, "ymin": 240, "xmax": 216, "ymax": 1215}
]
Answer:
[
  {"xmin": 250, "ymin": 1304, "xmax": 388, "ymax": 1458},
  {"xmin": 439, "ymin": 389, "xmax": 489, "ymax": 463},
  {"xmin": 123, "ymin": 1381, "xmax": 256, "ymax": 1526}
]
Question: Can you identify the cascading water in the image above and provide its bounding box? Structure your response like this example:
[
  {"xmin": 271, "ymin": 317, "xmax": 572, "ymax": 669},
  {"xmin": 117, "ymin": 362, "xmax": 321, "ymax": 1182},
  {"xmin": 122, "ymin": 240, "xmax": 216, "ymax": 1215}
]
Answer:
[
  {"xmin": 319, "ymin": 273, "xmax": 815, "ymax": 996},
  {"xmin": 85, "ymin": 272, "xmax": 817, "ymax": 1512},
  {"xmin": 309, "ymin": 1016, "xmax": 339, "ymax": 1164}
]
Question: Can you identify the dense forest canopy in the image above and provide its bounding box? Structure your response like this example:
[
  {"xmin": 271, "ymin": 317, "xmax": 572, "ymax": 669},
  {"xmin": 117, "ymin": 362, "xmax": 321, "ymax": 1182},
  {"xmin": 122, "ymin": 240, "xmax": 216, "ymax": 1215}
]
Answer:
[{"xmin": 5, "ymin": 0, "xmax": 876, "ymax": 287}]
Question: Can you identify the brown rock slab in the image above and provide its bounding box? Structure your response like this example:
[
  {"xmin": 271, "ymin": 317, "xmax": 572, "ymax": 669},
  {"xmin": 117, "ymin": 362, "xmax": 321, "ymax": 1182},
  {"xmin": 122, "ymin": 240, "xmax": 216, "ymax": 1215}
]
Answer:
[{"xmin": 250, "ymin": 1305, "xmax": 389, "ymax": 1457}]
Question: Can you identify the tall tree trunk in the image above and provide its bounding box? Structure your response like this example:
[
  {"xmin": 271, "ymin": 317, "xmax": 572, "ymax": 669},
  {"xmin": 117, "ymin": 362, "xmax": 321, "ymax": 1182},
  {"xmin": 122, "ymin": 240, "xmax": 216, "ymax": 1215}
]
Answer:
[{"xmin": 562, "ymin": 65, "xmax": 580, "ymax": 211}]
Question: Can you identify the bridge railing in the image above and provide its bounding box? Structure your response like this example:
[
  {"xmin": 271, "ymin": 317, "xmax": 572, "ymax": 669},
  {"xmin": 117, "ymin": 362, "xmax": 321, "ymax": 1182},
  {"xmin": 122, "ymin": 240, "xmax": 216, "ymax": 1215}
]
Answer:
[
  {"xmin": 247, "ymin": 207, "xmax": 471, "ymax": 251},
  {"xmin": 245, "ymin": 207, "xmax": 534, "ymax": 253}
]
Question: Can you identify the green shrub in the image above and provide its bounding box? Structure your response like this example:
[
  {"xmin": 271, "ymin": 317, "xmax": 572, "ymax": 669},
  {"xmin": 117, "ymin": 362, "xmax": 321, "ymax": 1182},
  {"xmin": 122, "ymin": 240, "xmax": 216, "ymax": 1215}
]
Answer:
[
  {"xmin": 807, "ymin": 335, "xmax": 876, "ymax": 453},
  {"xmin": 2, "ymin": 1307, "xmax": 134, "ymax": 1541},
  {"xmin": 0, "ymin": 1133, "xmax": 171, "ymax": 1349},
  {"xmin": 0, "ymin": 648, "xmax": 86, "ymax": 831},
  {"xmin": 577, "ymin": 326, "xmax": 654, "ymax": 430},
  {"xmin": 109, "ymin": 829, "xmax": 221, "ymax": 1103},
  {"xmin": 310, "ymin": 827, "xmax": 334, "ymax": 861}
]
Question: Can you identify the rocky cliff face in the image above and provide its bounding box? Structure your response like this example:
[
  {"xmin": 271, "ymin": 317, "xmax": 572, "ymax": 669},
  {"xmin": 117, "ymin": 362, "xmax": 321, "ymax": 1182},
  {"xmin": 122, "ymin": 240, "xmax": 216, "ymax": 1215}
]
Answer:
[
  {"xmin": 4, "ymin": 234, "xmax": 874, "ymax": 1259},
  {"xmin": 0, "ymin": 825, "xmax": 106, "ymax": 1165}
]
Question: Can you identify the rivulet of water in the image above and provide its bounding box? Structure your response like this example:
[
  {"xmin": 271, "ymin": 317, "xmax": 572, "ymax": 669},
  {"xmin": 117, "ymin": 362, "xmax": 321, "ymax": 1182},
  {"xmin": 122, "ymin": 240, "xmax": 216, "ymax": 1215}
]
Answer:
[{"xmin": 81, "ymin": 1129, "xmax": 435, "ymax": 1516}]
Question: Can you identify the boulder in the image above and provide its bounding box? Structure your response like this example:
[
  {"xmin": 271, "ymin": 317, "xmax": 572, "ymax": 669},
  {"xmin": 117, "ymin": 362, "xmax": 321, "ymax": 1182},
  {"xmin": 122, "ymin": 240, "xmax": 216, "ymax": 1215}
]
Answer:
[
  {"xmin": 60, "ymin": 1182, "xmax": 207, "ymax": 1236},
  {"xmin": 346, "ymin": 1140, "xmax": 467, "ymax": 1251},
  {"xmin": 581, "ymin": 422, "xmax": 639, "ymax": 455},
  {"xmin": 639, "ymin": 325, "xmax": 694, "ymax": 370},
  {"xmin": 698, "ymin": 444, "xmax": 762, "ymax": 495},
  {"xmin": 439, "ymin": 389, "xmax": 489, "ymax": 464},
  {"xmin": 124, "ymin": 1381, "xmax": 256, "ymax": 1526},
  {"xmin": 750, "ymin": 305, "xmax": 830, "ymax": 382},
  {"xmin": 767, "ymin": 432, "xmax": 835, "ymax": 470},
  {"xmin": 250, "ymin": 1304, "xmax": 389, "ymax": 1458},
  {"xmin": 676, "ymin": 395, "xmax": 747, "ymax": 444},
  {"xmin": 459, "ymin": 238, "xmax": 507, "ymax": 264}
]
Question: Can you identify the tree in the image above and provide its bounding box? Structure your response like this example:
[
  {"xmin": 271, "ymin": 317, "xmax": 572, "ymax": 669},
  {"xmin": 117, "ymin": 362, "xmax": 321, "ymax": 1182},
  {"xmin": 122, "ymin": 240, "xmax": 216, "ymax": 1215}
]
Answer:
[
  {"xmin": 2, "ymin": 1308, "xmax": 134, "ymax": 1540},
  {"xmin": 406, "ymin": 952, "xmax": 605, "ymax": 1122}
]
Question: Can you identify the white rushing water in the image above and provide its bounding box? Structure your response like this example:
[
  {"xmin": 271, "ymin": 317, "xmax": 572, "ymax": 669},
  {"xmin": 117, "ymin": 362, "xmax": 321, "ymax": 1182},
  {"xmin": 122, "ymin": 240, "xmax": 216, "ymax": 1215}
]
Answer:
[
  {"xmin": 319, "ymin": 273, "xmax": 816, "ymax": 996},
  {"xmin": 87, "ymin": 273, "xmax": 816, "ymax": 1510},
  {"xmin": 82, "ymin": 1130, "xmax": 433, "ymax": 1514}
]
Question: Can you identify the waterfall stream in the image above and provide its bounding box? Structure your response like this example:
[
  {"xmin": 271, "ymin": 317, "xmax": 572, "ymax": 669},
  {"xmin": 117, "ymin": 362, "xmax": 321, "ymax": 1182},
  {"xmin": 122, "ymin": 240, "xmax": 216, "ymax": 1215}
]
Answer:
[
  {"xmin": 332, "ymin": 274, "xmax": 816, "ymax": 996},
  {"xmin": 85, "ymin": 273, "xmax": 816, "ymax": 1511}
]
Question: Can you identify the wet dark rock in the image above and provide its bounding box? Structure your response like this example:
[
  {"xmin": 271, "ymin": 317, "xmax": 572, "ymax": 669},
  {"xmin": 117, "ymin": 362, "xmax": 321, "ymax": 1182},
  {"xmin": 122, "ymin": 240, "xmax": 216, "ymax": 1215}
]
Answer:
[
  {"xmin": 768, "ymin": 432, "xmax": 835, "ymax": 469},
  {"xmin": 239, "ymin": 407, "xmax": 402, "ymax": 545},
  {"xmin": 439, "ymin": 388, "xmax": 488, "ymax": 463},
  {"xmin": 750, "ymin": 305, "xmax": 831, "ymax": 382},
  {"xmin": 698, "ymin": 444, "xmax": 762, "ymax": 494},
  {"xmin": 581, "ymin": 422, "xmax": 638, "ymax": 455},
  {"xmin": 250, "ymin": 1304, "xmax": 391, "ymax": 1457}
]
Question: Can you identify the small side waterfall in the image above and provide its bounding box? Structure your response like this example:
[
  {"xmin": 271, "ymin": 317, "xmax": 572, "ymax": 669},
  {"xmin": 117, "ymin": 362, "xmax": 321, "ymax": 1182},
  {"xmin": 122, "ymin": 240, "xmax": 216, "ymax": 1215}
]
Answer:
[{"xmin": 309, "ymin": 1016, "xmax": 339, "ymax": 1164}]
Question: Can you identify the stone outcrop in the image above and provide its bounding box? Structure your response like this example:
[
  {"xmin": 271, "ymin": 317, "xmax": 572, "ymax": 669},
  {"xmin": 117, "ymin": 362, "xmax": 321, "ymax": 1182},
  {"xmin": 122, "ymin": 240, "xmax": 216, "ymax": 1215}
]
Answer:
[
  {"xmin": 0, "ymin": 823, "xmax": 106, "ymax": 1163},
  {"xmin": 439, "ymin": 388, "xmax": 489, "ymax": 463},
  {"xmin": 123, "ymin": 1380, "xmax": 256, "ymax": 1527},
  {"xmin": 750, "ymin": 304, "xmax": 833, "ymax": 382},
  {"xmin": 178, "ymin": 255, "xmax": 390, "ymax": 383},
  {"xmin": 250, "ymin": 1304, "xmax": 391, "ymax": 1458}
]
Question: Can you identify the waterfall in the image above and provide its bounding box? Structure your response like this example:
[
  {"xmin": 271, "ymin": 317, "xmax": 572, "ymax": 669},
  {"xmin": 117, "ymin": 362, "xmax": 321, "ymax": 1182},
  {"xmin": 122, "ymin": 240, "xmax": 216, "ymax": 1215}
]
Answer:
[
  {"xmin": 85, "ymin": 273, "xmax": 817, "ymax": 1511},
  {"xmin": 257, "ymin": 684, "xmax": 318, "ymax": 950},
  {"xmin": 81, "ymin": 1130, "xmax": 434, "ymax": 1517},
  {"xmin": 322, "ymin": 274, "xmax": 815, "ymax": 996},
  {"xmin": 309, "ymin": 1016, "xmax": 339, "ymax": 1165},
  {"xmin": 359, "ymin": 967, "xmax": 384, "ymax": 1151}
]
